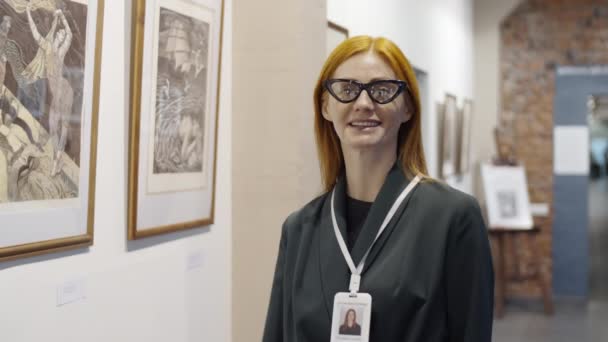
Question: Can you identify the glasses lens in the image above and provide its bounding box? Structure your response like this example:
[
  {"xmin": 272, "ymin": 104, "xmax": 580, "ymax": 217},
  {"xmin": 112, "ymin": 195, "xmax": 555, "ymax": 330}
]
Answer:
[
  {"xmin": 369, "ymin": 81, "xmax": 401, "ymax": 103},
  {"xmin": 329, "ymin": 80, "xmax": 361, "ymax": 102}
]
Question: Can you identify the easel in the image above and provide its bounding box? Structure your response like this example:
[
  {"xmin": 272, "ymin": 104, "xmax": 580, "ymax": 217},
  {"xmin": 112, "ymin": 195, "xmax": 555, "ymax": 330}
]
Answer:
[{"xmin": 489, "ymin": 128, "xmax": 554, "ymax": 317}]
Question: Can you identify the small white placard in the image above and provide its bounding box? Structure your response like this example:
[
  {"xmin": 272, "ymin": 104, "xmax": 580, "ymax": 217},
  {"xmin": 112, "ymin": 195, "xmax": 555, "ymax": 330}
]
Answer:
[
  {"xmin": 57, "ymin": 278, "xmax": 86, "ymax": 307},
  {"xmin": 530, "ymin": 202, "xmax": 550, "ymax": 217},
  {"xmin": 554, "ymin": 126, "xmax": 589, "ymax": 175},
  {"xmin": 186, "ymin": 250, "xmax": 205, "ymax": 271}
]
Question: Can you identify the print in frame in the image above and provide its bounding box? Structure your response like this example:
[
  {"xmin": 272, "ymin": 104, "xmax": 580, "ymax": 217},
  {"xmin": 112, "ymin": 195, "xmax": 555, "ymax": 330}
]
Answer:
[
  {"xmin": 436, "ymin": 101, "xmax": 445, "ymax": 178},
  {"xmin": 439, "ymin": 94, "xmax": 458, "ymax": 179},
  {"xmin": 0, "ymin": 0, "xmax": 104, "ymax": 261},
  {"xmin": 457, "ymin": 98, "xmax": 473, "ymax": 174},
  {"xmin": 129, "ymin": 0, "xmax": 224, "ymax": 239},
  {"xmin": 481, "ymin": 164, "xmax": 533, "ymax": 230}
]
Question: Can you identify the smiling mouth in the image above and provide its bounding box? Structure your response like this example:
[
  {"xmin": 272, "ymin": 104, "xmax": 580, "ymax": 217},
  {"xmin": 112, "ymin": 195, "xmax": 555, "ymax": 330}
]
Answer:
[{"xmin": 349, "ymin": 120, "xmax": 381, "ymax": 128}]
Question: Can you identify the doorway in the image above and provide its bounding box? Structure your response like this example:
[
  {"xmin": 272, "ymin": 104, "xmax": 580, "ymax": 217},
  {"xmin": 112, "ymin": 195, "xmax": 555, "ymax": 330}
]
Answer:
[
  {"xmin": 553, "ymin": 66, "xmax": 608, "ymax": 299},
  {"xmin": 588, "ymin": 94, "xmax": 608, "ymax": 300}
]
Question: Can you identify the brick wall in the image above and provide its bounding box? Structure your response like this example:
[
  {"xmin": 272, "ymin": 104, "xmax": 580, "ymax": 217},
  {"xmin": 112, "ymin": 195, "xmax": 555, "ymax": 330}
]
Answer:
[{"xmin": 499, "ymin": 0, "xmax": 608, "ymax": 297}]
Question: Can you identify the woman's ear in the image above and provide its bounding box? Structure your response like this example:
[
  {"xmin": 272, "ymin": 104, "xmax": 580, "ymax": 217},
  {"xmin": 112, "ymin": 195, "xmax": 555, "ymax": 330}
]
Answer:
[
  {"xmin": 401, "ymin": 93, "xmax": 414, "ymax": 123},
  {"xmin": 321, "ymin": 95, "xmax": 332, "ymax": 121},
  {"xmin": 402, "ymin": 112, "xmax": 412, "ymax": 124}
]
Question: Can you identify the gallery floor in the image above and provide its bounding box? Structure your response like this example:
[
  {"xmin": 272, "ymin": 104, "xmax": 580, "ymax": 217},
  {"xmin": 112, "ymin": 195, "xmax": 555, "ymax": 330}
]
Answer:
[{"xmin": 493, "ymin": 176, "xmax": 608, "ymax": 341}]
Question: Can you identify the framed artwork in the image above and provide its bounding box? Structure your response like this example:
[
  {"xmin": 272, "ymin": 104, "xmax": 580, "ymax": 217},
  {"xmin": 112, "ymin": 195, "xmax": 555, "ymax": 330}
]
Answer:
[
  {"xmin": 438, "ymin": 94, "xmax": 458, "ymax": 179},
  {"xmin": 457, "ymin": 98, "xmax": 473, "ymax": 174},
  {"xmin": 326, "ymin": 20, "xmax": 348, "ymax": 57},
  {"xmin": 0, "ymin": 0, "xmax": 104, "ymax": 261},
  {"xmin": 128, "ymin": 0, "xmax": 224, "ymax": 239},
  {"xmin": 436, "ymin": 102, "xmax": 445, "ymax": 178},
  {"xmin": 481, "ymin": 164, "xmax": 533, "ymax": 230}
]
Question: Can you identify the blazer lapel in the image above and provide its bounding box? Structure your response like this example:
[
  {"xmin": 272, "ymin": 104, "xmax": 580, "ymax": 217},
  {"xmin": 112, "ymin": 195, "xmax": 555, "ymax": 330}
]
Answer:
[
  {"xmin": 317, "ymin": 165, "xmax": 419, "ymax": 314},
  {"xmin": 350, "ymin": 163, "xmax": 416, "ymax": 274},
  {"xmin": 332, "ymin": 175, "xmax": 349, "ymax": 241},
  {"xmin": 318, "ymin": 176, "xmax": 351, "ymax": 316}
]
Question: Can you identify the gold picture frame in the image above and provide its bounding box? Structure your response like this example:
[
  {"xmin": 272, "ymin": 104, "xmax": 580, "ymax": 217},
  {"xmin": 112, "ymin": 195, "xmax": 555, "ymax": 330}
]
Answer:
[
  {"xmin": 0, "ymin": 0, "xmax": 105, "ymax": 261},
  {"xmin": 128, "ymin": 0, "xmax": 224, "ymax": 239}
]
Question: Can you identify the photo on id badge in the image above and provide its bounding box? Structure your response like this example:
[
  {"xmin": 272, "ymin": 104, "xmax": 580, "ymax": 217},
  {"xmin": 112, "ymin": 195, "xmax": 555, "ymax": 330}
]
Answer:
[{"xmin": 331, "ymin": 293, "xmax": 371, "ymax": 341}]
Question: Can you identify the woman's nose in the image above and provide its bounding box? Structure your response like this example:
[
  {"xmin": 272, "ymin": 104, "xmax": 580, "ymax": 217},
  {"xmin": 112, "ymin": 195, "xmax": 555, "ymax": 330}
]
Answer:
[{"xmin": 353, "ymin": 89, "xmax": 374, "ymax": 111}]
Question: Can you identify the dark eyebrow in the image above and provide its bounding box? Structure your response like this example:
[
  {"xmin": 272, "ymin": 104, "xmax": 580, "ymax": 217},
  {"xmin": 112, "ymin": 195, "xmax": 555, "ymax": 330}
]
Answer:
[
  {"xmin": 369, "ymin": 77, "xmax": 398, "ymax": 82},
  {"xmin": 332, "ymin": 77, "xmax": 398, "ymax": 83}
]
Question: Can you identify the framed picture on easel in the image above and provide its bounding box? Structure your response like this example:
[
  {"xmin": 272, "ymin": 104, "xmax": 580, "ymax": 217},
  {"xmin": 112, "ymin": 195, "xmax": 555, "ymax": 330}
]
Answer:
[{"xmin": 481, "ymin": 163, "xmax": 533, "ymax": 229}]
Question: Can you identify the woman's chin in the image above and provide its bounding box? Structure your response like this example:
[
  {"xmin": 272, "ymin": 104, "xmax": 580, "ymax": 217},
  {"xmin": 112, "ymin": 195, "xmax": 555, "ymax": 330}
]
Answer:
[{"xmin": 342, "ymin": 137, "xmax": 389, "ymax": 151}]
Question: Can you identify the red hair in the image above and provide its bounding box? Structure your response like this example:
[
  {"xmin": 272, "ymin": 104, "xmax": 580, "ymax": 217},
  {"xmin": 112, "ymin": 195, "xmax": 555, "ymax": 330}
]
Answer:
[{"xmin": 313, "ymin": 36, "xmax": 430, "ymax": 192}]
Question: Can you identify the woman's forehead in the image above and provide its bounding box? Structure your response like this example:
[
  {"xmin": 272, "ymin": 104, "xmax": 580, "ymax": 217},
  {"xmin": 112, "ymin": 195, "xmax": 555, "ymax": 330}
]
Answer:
[{"xmin": 332, "ymin": 52, "xmax": 397, "ymax": 81}]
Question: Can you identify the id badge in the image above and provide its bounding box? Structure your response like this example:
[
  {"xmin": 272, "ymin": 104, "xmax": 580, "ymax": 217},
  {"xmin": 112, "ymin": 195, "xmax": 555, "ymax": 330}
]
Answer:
[{"xmin": 330, "ymin": 292, "xmax": 372, "ymax": 342}]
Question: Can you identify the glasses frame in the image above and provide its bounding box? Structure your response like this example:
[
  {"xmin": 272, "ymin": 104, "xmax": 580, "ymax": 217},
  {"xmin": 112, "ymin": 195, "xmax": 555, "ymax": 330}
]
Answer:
[{"xmin": 323, "ymin": 78, "xmax": 410, "ymax": 105}]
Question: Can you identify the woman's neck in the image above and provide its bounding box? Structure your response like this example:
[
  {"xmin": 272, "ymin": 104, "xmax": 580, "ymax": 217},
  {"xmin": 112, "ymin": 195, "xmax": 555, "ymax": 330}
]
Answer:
[{"xmin": 342, "ymin": 145, "xmax": 397, "ymax": 202}]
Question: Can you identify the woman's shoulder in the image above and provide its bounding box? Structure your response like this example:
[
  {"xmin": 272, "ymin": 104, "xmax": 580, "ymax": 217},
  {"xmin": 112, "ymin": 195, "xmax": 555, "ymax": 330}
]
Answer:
[
  {"xmin": 416, "ymin": 179, "xmax": 488, "ymax": 243},
  {"xmin": 416, "ymin": 179, "xmax": 483, "ymax": 217},
  {"xmin": 281, "ymin": 191, "xmax": 330, "ymax": 234}
]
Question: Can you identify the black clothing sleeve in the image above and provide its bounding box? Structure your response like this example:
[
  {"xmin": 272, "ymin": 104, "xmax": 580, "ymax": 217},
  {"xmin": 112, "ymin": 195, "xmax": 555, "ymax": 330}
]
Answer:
[
  {"xmin": 262, "ymin": 217, "xmax": 289, "ymax": 342},
  {"xmin": 445, "ymin": 196, "xmax": 494, "ymax": 342}
]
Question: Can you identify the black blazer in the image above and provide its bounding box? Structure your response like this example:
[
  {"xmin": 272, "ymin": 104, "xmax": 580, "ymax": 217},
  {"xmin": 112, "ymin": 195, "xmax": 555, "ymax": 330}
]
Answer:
[
  {"xmin": 339, "ymin": 323, "xmax": 361, "ymax": 336},
  {"xmin": 263, "ymin": 164, "xmax": 494, "ymax": 341}
]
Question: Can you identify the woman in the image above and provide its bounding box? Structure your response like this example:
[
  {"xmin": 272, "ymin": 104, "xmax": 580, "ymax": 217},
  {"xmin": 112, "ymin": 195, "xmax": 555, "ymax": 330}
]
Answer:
[
  {"xmin": 263, "ymin": 36, "xmax": 494, "ymax": 341},
  {"xmin": 25, "ymin": 5, "xmax": 74, "ymax": 176},
  {"xmin": 339, "ymin": 309, "xmax": 361, "ymax": 336}
]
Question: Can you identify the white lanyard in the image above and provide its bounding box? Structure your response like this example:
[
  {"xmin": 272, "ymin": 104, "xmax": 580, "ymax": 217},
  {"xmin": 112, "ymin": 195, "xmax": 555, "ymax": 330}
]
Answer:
[{"xmin": 330, "ymin": 175, "xmax": 421, "ymax": 294}]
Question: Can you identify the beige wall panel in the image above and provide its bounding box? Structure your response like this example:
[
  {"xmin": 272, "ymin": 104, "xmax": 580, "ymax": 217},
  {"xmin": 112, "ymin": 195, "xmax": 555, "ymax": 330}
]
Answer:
[{"xmin": 232, "ymin": 1, "xmax": 326, "ymax": 341}]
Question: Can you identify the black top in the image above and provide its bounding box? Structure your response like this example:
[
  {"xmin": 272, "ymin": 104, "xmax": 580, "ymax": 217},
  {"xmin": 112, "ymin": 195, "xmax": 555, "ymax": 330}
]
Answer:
[
  {"xmin": 339, "ymin": 322, "xmax": 362, "ymax": 336},
  {"xmin": 345, "ymin": 195, "xmax": 372, "ymax": 251},
  {"xmin": 263, "ymin": 163, "xmax": 494, "ymax": 342}
]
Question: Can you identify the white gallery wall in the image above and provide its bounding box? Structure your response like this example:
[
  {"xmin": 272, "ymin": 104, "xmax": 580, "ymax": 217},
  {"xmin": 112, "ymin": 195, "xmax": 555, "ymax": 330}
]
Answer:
[
  {"xmin": 0, "ymin": 1, "xmax": 233, "ymax": 341},
  {"xmin": 472, "ymin": 0, "xmax": 521, "ymax": 197},
  {"xmin": 328, "ymin": 0, "xmax": 475, "ymax": 190}
]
